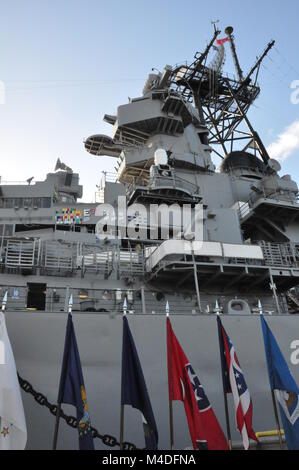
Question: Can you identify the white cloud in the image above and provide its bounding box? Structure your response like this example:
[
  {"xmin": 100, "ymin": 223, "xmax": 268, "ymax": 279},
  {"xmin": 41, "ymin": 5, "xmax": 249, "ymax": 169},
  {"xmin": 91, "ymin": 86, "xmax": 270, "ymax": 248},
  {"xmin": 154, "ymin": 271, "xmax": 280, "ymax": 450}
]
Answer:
[{"xmin": 267, "ymin": 120, "xmax": 299, "ymax": 161}]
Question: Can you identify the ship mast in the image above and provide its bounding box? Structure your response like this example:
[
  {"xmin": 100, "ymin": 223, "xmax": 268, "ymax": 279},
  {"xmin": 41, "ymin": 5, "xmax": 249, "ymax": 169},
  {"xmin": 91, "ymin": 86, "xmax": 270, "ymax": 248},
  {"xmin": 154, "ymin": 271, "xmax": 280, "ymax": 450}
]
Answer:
[
  {"xmin": 225, "ymin": 26, "xmax": 244, "ymax": 83},
  {"xmin": 170, "ymin": 26, "xmax": 275, "ymax": 162}
]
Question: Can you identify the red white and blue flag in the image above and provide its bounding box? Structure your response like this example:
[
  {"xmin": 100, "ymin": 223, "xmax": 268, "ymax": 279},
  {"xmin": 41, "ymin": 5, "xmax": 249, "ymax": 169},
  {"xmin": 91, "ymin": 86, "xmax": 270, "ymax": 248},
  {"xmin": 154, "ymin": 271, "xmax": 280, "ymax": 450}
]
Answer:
[
  {"xmin": 217, "ymin": 316, "xmax": 257, "ymax": 450},
  {"xmin": 167, "ymin": 318, "xmax": 228, "ymax": 450}
]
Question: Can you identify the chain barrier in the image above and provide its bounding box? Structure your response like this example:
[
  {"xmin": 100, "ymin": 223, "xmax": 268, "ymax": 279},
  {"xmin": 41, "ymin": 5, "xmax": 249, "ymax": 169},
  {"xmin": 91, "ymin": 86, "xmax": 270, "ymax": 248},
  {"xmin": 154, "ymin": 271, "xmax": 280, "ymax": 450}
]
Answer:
[{"xmin": 18, "ymin": 374, "xmax": 138, "ymax": 450}]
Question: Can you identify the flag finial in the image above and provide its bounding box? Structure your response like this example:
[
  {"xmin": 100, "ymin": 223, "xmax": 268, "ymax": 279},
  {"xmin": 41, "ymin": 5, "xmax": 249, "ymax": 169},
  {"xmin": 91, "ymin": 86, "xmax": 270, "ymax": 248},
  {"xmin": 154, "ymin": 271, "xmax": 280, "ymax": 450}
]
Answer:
[
  {"xmin": 215, "ymin": 299, "xmax": 221, "ymax": 316},
  {"xmin": 68, "ymin": 294, "xmax": 73, "ymax": 314},
  {"xmin": 258, "ymin": 299, "xmax": 263, "ymax": 316},
  {"xmin": 123, "ymin": 297, "xmax": 127, "ymax": 316},
  {"xmin": 1, "ymin": 291, "xmax": 8, "ymax": 312},
  {"xmin": 166, "ymin": 301, "xmax": 170, "ymax": 317}
]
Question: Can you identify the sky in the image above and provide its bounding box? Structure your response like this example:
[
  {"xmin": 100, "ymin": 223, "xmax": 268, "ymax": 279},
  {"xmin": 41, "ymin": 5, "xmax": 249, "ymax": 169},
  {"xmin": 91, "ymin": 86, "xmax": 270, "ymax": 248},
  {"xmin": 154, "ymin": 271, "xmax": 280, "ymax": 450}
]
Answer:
[{"xmin": 0, "ymin": 0, "xmax": 299, "ymax": 201}]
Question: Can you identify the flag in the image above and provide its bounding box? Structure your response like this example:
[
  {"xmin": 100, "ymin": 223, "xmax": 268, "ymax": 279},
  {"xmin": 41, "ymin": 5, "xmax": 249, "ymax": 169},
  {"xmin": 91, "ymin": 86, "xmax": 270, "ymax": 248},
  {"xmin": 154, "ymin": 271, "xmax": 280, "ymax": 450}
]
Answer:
[
  {"xmin": 216, "ymin": 37, "xmax": 229, "ymax": 45},
  {"xmin": 167, "ymin": 318, "xmax": 228, "ymax": 450},
  {"xmin": 217, "ymin": 316, "xmax": 257, "ymax": 449},
  {"xmin": 261, "ymin": 315, "xmax": 299, "ymax": 449},
  {"xmin": 0, "ymin": 311, "xmax": 27, "ymax": 450},
  {"xmin": 57, "ymin": 313, "xmax": 94, "ymax": 450},
  {"xmin": 121, "ymin": 316, "xmax": 158, "ymax": 450}
]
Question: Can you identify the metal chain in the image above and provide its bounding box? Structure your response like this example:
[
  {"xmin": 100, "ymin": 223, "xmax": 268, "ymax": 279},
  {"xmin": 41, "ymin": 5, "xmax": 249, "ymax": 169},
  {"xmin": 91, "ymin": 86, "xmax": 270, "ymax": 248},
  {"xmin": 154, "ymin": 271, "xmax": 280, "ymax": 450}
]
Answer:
[{"xmin": 18, "ymin": 374, "xmax": 137, "ymax": 450}]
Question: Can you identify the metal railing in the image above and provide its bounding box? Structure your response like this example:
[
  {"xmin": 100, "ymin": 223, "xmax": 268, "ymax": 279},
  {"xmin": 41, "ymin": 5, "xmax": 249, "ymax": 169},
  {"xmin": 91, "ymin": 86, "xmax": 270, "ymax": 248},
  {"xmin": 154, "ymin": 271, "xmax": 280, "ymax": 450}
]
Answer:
[
  {"xmin": 1, "ymin": 236, "xmax": 299, "ymax": 278},
  {"xmin": 126, "ymin": 173, "xmax": 201, "ymax": 200},
  {"xmin": 258, "ymin": 241, "xmax": 299, "ymax": 268},
  {"xmin": 238, "ymin": 189, "xmax": 299, "ymax": 221},
  {"xmin": 0, "ymin": 285, "xmax": 284, "ymax": 316},
  {"xmin": 0, "ymin": 237, "xmax": 145, "ymax": 279}
]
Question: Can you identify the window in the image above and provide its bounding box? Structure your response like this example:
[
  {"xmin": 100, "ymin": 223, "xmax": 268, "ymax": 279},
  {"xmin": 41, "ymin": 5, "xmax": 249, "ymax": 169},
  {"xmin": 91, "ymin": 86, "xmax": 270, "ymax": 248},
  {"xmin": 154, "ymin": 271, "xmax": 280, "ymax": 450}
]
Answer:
[
  {"xmin": 33, "ymin": 198, "xmax": 41, "ymax": 208},
  {"xmin": 4, "ymin": 225, "xmax": 14, "ymax": 236},
  {"xmin": 4, "ymin": 198, "xmax": 14, "ymax": 208},
  {"xmin": 23, "ymin": 198, "xmax": 32, "ymax": 209},
  {"xmin": 14, "ymin": 198, "xmax": 23, "ymax": 209},
  {"xmin": 42, "ymin": 197, "xmax": 51, "ymax": 208}
]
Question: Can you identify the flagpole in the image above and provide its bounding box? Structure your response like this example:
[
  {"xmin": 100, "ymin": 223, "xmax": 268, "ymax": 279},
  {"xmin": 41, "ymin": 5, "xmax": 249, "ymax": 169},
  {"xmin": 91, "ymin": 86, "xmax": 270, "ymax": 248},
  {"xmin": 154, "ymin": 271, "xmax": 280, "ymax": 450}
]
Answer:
[
  {"xmin": 222, "ymin": 388, "xmax": 232, "ymax": 450},
  {"xmin": 270, "ymin": 391, "xmax": 283, "ymax": 449},
  {"xmin": 52, "ymin": 403, "xmax": 62, "ymax": 450},
  {"xmin": 168, "ymin": 399, "xmax": 174, "ymax": 451},
  {"xmin": 216, "ymin": 305, "xmax": 232, "ymax": 450},
  {"xmin": 52, "ymin": 294, "xmax": 73, "ymax": 450},
  {"xmin": 166, "ymin": 301, "xmax": 175, "ymax": 450},
  {"xmin": 258, "ymin": 300, "xmax": 283, "ymax": 449},
  {"xmin": 119, "ymin": 404, "xmax": 125, "ymax": 450},
  {"xmin": 119, "ymin": 298, "xmax": 127, "ymax": 451}
]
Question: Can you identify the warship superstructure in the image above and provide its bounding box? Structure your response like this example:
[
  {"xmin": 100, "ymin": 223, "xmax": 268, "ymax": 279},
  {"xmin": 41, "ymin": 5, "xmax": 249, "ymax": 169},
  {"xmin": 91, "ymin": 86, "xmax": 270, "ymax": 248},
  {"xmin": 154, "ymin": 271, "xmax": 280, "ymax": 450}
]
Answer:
[{"xmin": 1, "ymin": 26, "xmax": 299, "ymax": 449}]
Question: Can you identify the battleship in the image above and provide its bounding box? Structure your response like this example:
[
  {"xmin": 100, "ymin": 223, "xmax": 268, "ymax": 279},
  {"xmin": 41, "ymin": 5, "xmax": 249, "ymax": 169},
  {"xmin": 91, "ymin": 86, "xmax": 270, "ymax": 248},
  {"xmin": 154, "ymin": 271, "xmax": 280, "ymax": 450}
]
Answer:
[{"xmin": 1, "ymin": 25, "xmax": 299, "ymax": 450}]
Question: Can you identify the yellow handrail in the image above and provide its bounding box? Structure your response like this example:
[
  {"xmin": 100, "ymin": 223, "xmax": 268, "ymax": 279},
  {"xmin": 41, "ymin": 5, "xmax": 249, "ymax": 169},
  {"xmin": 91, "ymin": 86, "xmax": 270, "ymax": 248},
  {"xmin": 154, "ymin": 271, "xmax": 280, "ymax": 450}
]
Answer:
[{"xmin": 256, "ymin": 429, "xmax": 284, "ymax": 438}]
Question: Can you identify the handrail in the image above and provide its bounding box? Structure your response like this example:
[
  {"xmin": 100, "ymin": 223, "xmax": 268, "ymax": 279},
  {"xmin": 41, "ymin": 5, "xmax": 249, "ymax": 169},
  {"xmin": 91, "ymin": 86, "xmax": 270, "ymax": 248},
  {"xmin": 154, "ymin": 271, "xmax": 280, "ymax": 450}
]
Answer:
[{"xmin": 256, "ymin": 429, "xmax": 284, "ymax": 438}]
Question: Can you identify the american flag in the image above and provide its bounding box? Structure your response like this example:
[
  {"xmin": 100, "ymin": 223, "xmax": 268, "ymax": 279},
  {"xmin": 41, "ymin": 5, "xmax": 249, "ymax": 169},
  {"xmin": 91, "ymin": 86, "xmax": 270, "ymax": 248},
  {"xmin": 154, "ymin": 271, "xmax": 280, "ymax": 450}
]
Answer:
[{"xmin": 217, "ymin": 316, "xmax": 257, "ymax": 450}]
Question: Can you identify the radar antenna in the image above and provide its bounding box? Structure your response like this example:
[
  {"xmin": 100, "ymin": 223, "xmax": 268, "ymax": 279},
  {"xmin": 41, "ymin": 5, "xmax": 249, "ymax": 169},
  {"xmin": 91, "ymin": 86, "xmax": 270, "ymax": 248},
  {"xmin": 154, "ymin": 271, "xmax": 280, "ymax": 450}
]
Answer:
[
  {"xmin": 170, "ymin": 27, "xmax": 275, "ymax": 162},
  {"xmin": 225, "ymin": 26, "xmax": 244, "ymax": 82},
  {"xmin": 54, "ymin": 158, "xmax": 73, "ymax": 173}
]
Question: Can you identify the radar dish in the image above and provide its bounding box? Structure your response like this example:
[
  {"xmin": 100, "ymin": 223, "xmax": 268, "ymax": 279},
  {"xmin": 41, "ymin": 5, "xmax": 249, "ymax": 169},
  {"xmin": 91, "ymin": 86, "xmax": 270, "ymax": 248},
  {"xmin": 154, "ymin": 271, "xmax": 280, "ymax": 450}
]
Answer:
[
  {"xmin": 54, "ymin": 158, "xmax": 73, "ymax": 173},
  {"xmin": 267, "ymin": 159, "xmax": 281, "ymax": 173}
]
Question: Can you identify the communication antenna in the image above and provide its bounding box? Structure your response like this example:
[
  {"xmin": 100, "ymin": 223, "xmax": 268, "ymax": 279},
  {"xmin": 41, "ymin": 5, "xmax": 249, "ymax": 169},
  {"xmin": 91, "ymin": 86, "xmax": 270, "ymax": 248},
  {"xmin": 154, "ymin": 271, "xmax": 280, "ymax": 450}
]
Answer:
[
  {"xmin": 54, "ymin": 158, "xmax": 73, "ymax": 173},
  {"xmin": 225, "ymin": 26, "xmax": 244, "ymax": 82},
  {"xmin": 211, "ymin": 19, "xmax": 220, "ymax": 34},
  {"xmin": 169, "ymin": 26, "xmax": 275, "ymax": 161}
]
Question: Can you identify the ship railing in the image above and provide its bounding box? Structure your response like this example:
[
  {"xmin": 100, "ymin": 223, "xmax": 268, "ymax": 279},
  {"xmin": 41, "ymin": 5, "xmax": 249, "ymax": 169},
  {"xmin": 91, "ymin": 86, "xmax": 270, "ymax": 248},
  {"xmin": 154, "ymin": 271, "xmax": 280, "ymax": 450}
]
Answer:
[
  {"xmin": 76, "ymin": 243, "xmax": 144, "ymax": 278},
  {"xmin": 0, "ymin": 238, "xmax": 42, "ymax": 268},
  {"xmin": 146, "ymin": 239, "xmax": 299, "ymax": 275},
  {"xmin": 0, "ymin": 284, "xmax": 286, "ymax": 316},
  {"xmin": 43, "ymin": 240, "xmax": 75, "ymax": 271},
  {"xmin": 238, "ymin": 189, "xmax": 299, "ymax": 220},
  {"xmin": 0, "ymin": 179, "xmax": 35, "ymax": 185},
  {"xmin": 99, "ymin": 171, "xmax": 119, "ymax": 187},
  {"xmin": 250, "ymin": 188, "xmax": 299, "ymax": 206},
  {"xmin": 77, "ymin": 243, "xmax": 114, "ymax": 275},
  {"xmin": 257, "ymin": 240, "xmax": 299, "ymax": 268},
  {"xmin": 0, "ymin": 237, "xmax": 146, "ymax": 278},
  {"xmin": 1, "ymin": 236, "xmax": 299, "ymax": 276},
  {"xmin": 126, "ymin": 173, "xmax": 201, "ymax": 199}
]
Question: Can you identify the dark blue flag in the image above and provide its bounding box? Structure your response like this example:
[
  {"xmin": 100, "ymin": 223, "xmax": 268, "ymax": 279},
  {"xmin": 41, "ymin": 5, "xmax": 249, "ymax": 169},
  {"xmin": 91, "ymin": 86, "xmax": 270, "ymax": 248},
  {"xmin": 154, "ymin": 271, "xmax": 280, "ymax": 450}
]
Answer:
[
  {"xmin": 121, "ymin": 316, "xmax": 158, "ymax": 449},
  {"xmin": 261, "ymin": 315, "xmax": 299, "ymax": 450},
  {"xmin": 216, "ymin": 315, "xmax": 232, "ymax": 394},
  {"xmin": 57, "ymin": 313, "xmax": 94, "ymax": 450}
]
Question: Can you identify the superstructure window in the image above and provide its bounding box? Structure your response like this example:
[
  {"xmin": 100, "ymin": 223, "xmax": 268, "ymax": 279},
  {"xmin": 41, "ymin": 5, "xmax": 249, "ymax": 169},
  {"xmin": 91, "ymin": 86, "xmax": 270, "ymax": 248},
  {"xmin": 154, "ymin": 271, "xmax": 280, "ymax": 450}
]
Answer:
[
  {"xmin": 0, "ymin": 197, "xmax": 52, "ymax": 209},
  {"xmin": 42, "ymin": 197, "xmax": 51, "ymax": 208},
  {"xmin": 0, "ymin": 198, "xmax": 14, "ymax": 208},
  {"xmin": 23, "ymin": 198, "xmax": 32, "ymax": 209}
]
